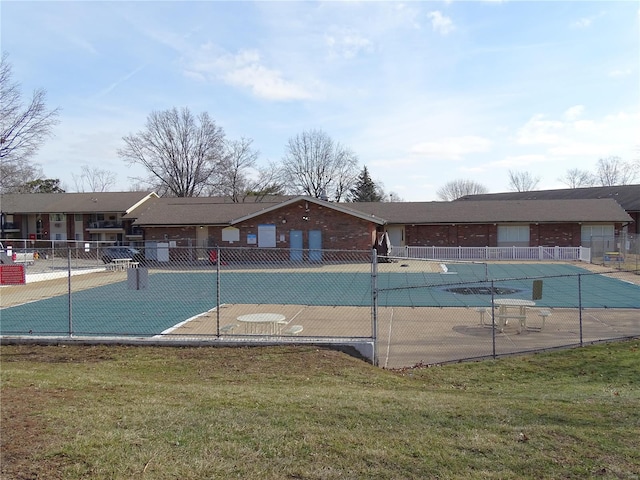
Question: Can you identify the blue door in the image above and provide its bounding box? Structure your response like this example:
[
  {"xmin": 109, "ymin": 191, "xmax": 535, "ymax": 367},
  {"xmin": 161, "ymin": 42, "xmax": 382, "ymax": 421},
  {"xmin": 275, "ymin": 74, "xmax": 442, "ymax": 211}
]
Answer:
[
  {"xmin": 309, "ymin": 230, "xmax": 322, "ymax": 262},
  {"xmin": 290, "ymin": 230, "xmax": 303, "ymax": 261}
]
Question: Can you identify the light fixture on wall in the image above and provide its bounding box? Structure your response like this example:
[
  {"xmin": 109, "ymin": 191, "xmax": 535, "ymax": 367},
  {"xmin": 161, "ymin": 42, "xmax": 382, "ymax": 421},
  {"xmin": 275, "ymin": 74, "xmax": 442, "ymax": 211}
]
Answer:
[
  {"xmin": 302, "ymin": 216, "xmax": 309, "ymax": 221},
  {"xmin": 282, "ymin": 218, "xmax": 287, "ymax": 224}
]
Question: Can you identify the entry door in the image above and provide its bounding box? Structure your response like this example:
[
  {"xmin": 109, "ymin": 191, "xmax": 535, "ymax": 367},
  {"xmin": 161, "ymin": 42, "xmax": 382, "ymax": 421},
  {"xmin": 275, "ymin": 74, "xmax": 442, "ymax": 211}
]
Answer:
[
  {"xmin": 290, "ymin": 230, "xmax": 303, "ymax": 261},
  {"xmin": 308, "ymin": 230, "xmax": 322, "ymax": 262},
  {"xmin": 196, "ymin": 226, "xmax": 208, "ymax": 259},
  {"xmin": 386, "ymin": 226, "xmax": 404, "ymax": 248},
  {"xmin": 157, "ymin": 242, "xmax": 170, "ymax": 262}
]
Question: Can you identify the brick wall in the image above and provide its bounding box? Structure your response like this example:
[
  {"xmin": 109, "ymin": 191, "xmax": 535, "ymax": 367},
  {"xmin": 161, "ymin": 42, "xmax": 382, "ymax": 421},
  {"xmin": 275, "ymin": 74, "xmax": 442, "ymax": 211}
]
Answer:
[
  {"xmin": 139, "ymin": 201, "xmax": 624, "ymax": 250},
  {"xmin": 142, "ymin": 200, "xmax": 378, "ymax": 251},
  {"xmin": 406, "ymin": 224, "xmax": 498, "ymax": 246},
  {"xmin": 401, "ymin": 222, "xmax": 597, "ymax": 247}
]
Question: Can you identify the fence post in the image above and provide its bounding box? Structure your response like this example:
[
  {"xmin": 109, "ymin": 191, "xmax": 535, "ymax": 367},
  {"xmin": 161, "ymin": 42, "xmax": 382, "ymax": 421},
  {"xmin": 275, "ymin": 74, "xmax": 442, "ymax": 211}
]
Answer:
[
  {"xmin": 578, "ymin": 274, "xmax": 583, "ymax": 346},
  {"xmin": 68, "ymin": 248, "xmax": 73, "ymax": 337},
  {"xmin": 371, "ymin": 248, "xmax": 379, "ymax": 367},
  {"xmin": 490, "ymin": 279, "xmax": 496, "ymax": 359},
  {"xmin": 216, "ymin": 246, "xmax": 221, "ymax": 336}
]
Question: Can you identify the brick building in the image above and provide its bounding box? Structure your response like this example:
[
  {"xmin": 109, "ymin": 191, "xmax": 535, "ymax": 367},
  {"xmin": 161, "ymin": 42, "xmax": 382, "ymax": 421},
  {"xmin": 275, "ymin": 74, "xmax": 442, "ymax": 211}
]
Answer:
[
  {"xmin": 126, "ymin": 195, "xmax": 632, "ymax": 251},
  {"xmin": 2, "ymin": 191, "xmax": 633, "ymax": 253}
]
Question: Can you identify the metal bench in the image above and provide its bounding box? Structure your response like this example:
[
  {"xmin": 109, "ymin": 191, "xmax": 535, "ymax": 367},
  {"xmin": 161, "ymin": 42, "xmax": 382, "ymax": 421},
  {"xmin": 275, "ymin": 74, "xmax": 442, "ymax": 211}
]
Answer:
[
  {"xmin": 475, "ymin": 307, "xmax": 493, "ymax": 326},
  {"xmin": 528, "ymin": 309, "xmax": 552, "ymax": 331}
]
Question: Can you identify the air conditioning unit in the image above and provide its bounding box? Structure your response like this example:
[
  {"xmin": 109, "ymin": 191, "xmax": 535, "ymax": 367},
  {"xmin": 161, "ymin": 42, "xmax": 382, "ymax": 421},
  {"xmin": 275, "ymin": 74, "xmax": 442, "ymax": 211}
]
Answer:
[{"xmin": 54, "ymin": 223, "xmax": 61, "ymax": 228}]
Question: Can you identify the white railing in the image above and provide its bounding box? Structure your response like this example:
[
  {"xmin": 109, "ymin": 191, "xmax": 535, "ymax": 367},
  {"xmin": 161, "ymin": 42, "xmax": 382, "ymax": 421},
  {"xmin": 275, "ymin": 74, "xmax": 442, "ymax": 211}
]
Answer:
[{"xmin": 389, "ymin": 245, "xmax": 591, "ymax": 262}]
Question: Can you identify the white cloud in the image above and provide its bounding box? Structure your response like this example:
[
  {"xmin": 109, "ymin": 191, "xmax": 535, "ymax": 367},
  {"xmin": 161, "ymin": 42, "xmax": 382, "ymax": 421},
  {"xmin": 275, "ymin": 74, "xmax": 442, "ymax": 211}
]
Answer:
[
  {"xmin": 390, "ymin": 3, "xmax": 422, "ymax": 29},
  {"xmin": 516, "ymin": 114, "xmax": 565, "ymax": 145},
  {"xmin": 571, "ymin": 17, "xmax": 593, "ymax": 28},
  {"xmin": 458, "ymin": 165, "xmax": 486, "ymax": 173},
  {"xmin": 486, "ymin": 154, "xmax": 549, "ymax": 168},
  {"xmin": 411, "ymin": 136, "xmax": 492, "ymax": 160},
  {"xmin": 516, "ymin": 110, "xmax": 640, "ymax": 158},
  {"xmin": 571, "ymin": 11, "xmax": 605, "ymax": 29},
  {"xmin": 608, "ymin": 68, "xmax": 632, "ymax": 77},
  {"xmin": 563, "ymin": 105, "xmax": 584, "ymax": 121},
  {"xmin": 427, "ymin": 11, "xmax": 455, "ymax": 35},
  {"xmin": 190, "ymin": 48, "xmax": 313, "ymax": 101},
  {"xmin": 325, "ymin": 28, "xmax": 373, "ymax": 59},
  {"xmin": 548, "ymin": 141, "xmax": 612, "ymax": 157},
  {"xmin": 371, "ymin": 156, "xmax": 419, "ymax": 168}
]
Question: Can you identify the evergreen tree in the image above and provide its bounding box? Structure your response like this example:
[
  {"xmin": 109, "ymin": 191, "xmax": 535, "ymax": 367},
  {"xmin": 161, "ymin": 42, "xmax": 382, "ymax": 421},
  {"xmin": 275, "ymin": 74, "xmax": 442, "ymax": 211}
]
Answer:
[
  {"xmin": 350, "ymin": 166, "xmax": 383, "ymax": 202},
  {"xmin": 20, "ymin": 178, "xmax": 65, "ymax": 193}
]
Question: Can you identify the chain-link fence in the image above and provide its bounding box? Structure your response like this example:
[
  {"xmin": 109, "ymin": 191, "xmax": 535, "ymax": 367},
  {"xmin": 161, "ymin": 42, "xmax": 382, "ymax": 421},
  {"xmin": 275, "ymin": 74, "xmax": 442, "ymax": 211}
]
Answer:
[
  {"xmin": 0, "ymin": 240, "xmax": 125, "ymax": 271},
  {"xmin": 1, "ymin": 247, "xmax": 639, "ymax": 368},
  {"xmin": 375, "ymin": 263, "xmax": 640, "ymax": 368},
  {"xmin": 589, "ymin": 233, "xmax": 639, "ymax": 272}
]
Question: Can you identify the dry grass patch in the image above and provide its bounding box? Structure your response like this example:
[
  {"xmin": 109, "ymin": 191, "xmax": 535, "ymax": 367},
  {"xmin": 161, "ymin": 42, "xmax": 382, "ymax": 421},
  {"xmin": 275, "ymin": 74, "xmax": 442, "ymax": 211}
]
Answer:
[{"xmin": 1, "ymin": 342, "xmax": 639, "ymax": 479}]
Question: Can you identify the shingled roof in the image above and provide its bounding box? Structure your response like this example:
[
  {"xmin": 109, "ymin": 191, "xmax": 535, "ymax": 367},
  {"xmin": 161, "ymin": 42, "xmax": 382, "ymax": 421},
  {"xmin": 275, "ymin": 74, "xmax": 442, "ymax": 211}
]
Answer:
[
  {"xmin": 126, "ymin": 196, "xmax": 297, "ymax": 226},
  {"xmin": 347, "ymin": 198, "xmax": 632, "ymax": 224},
  {"xmin": 0, "ymin": 192, "xmax": 157, "ymax": 214},
  {"xmin": 457, "ymin": 184, "xmax": 640, "ymax": 212},
  {"xmin": 127, "ymin": 195, "xmax": 632, "ymax": 226}
]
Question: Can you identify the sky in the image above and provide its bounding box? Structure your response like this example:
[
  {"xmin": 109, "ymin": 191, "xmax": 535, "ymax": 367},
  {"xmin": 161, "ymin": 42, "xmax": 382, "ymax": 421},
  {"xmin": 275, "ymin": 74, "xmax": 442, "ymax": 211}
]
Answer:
[{"xmin": 2, "ymin": 0, "xmax": 639, "ymax": 201}]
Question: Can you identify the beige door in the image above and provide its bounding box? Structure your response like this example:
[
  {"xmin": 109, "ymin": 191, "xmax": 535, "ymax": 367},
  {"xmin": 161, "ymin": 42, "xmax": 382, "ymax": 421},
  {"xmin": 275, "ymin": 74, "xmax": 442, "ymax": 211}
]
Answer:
[
  {"xmin": 196, "ymin": 226, "xmax": 209, "ymax": 259},
  {"xmin": 387, "ymin": 225, "xmax": 405, "ymax": 249}
]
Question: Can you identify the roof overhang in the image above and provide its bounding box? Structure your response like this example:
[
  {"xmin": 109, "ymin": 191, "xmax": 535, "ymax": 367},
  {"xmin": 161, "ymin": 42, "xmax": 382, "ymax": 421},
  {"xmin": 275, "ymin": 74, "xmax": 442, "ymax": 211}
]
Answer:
[{"xmin": 229, "ymin": 196, "xmax": 386, "ymax": 226}]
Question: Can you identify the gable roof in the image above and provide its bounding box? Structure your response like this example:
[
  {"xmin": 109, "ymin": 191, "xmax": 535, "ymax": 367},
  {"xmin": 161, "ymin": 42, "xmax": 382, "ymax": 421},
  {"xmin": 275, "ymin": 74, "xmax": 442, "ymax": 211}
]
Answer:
[
  {"xmin": 127, "ymin": 195, "xmax": 632, "ymax": 227},
  {"xmin": 0, "ymin": 192, "xmax": 158, "ymax": 214},
  {"xmin": 347, "ymin": 198, "xmax": 633, "ymax": 224},
  {"xmin": 229, "ymin": 196, "xmax": 386, "ymax": 225},
  {"xmin": 457, "ymin": 184, "xmax": 640, "ymax": 212},
  {"xmin": 127, "ymin": 196, "xmax": 386, "ymax": 226}
]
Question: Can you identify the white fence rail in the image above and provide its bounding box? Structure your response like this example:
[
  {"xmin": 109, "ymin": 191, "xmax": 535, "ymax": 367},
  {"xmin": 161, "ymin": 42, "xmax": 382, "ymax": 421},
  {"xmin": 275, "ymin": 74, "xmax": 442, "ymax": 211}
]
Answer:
[{"xmin": 389, "ymin": 245, "xmax": 591, "ymax": 262}]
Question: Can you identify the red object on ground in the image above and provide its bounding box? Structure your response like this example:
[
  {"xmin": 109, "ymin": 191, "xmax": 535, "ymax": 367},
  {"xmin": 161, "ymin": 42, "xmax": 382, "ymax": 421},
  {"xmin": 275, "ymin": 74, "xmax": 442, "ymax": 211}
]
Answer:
[
  {"xmin": 0, "ymin": 264, "xmax": 26, "ymax": 285},
  {"xmin": 208, "ymin": 250, "xmax": 227, "ymax": 265}
]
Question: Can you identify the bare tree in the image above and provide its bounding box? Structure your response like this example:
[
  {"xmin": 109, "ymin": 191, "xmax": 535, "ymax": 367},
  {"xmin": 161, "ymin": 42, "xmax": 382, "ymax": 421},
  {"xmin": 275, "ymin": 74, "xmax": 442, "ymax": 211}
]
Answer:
[
  {"xmin": 118, "ymin": 107, "xmax": 226, "ymax": 197},
  {"xmin": 0, "ymin": 52, "xmax": 59, "ymax": 193},
  {"xmin": 386, "ymin": 191, "xmax": 404, "ymax": 202},
  {"xmin": 245, "ymin": 162, "xmax": 285, "ymax": 201},
  {"xmin": 436, "ymin": 179, "xmax": 488, "ymax": 201},
  {"xmin": 595, "ymin": 156, "xmax": 639, "ymax": 186},
  {"xmin": 209, "ymin": 138, "xmax": 258, "ymax": 201},
  {"xmin": 72, "ymin": 165, "xmax": 117, "ymax": 192},
  {"xmin": 557, "ymin": 168, "xmax": 595, "ymax": 188},
  {"xmin": 204, "ymin": 138, "xmax": 284, "ymax": 202},
  {"xmin": 508, "ymin": 170, "xmax": 540, "ymax": 192},
  {"xmin": 280, "ymin": 129, "xmax": 359, "ymax": 202}
]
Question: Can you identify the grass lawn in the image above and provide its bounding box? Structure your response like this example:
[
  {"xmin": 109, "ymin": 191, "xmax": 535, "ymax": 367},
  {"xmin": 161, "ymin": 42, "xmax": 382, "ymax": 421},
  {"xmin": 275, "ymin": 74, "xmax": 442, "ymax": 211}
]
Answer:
[{"xmin": 1, "ymin": 340, "xmax": 638, "ymax": 479}]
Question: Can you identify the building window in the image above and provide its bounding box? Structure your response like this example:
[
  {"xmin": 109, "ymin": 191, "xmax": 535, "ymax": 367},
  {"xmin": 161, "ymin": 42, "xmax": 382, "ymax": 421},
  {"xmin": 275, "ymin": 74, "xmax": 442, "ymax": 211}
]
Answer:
[
  {"xmin": 51, "ymin": 213, "xmax": 66, "ymax": 222},
  {"xmin": 257, "ymin": 224, "xmax": 276, "ymax": 248},
  {"xmin": 581, "ymin": 225, "xmax": 614, "ymax": 249},
  {"xmin": 497, "ymin": 225, "xmax": 530, "ymax": 245}
]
